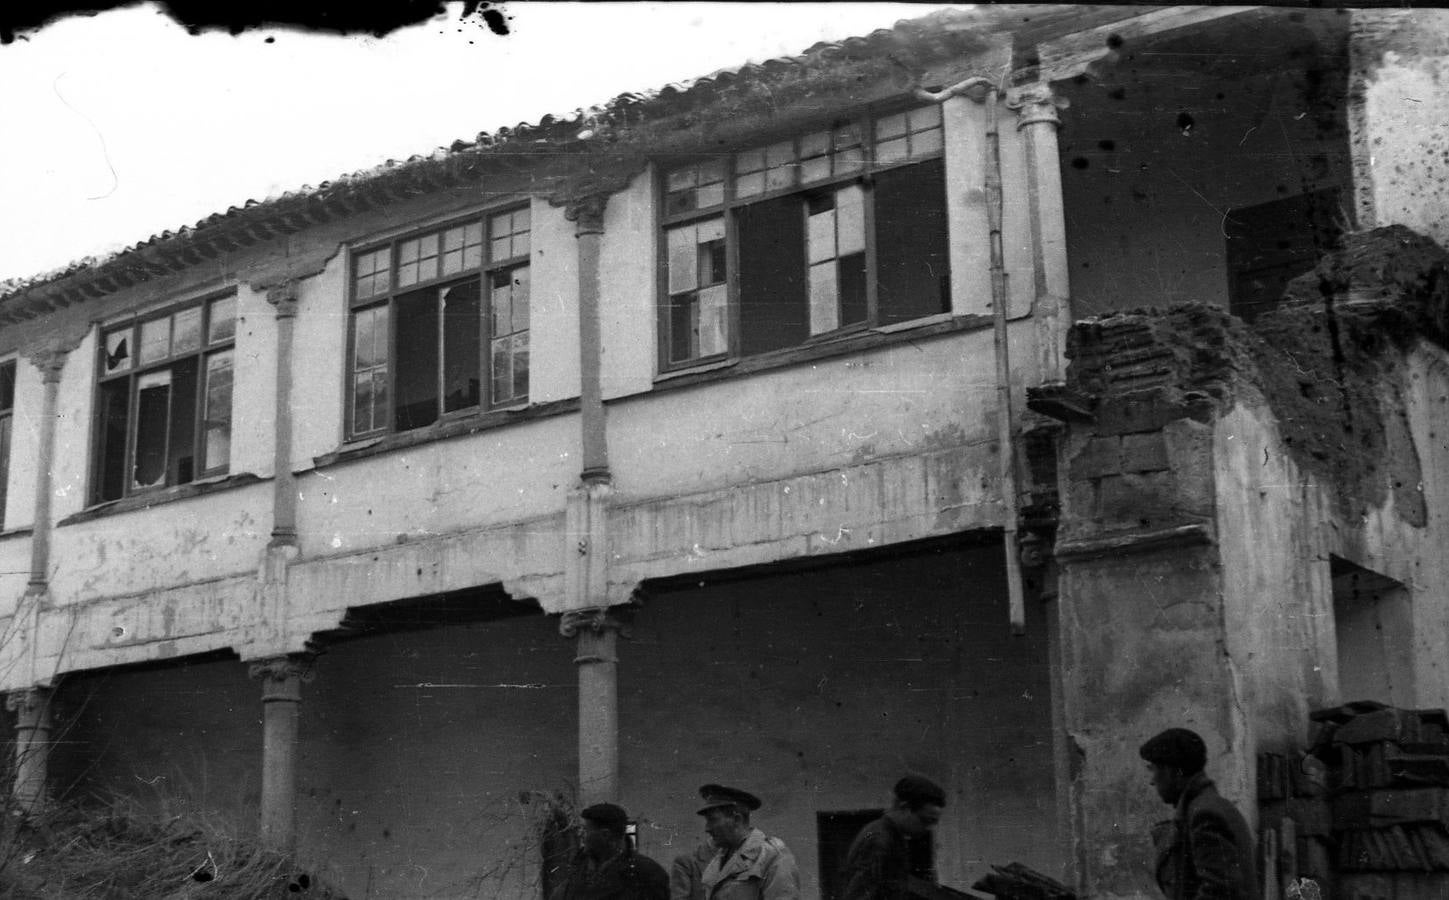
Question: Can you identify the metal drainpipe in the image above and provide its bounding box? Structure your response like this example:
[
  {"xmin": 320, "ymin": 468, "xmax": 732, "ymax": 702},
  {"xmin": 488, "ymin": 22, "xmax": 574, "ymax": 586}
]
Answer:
[{"xmin": 915, "ymin": 78, "xmax": 1027, "ymax": 635}]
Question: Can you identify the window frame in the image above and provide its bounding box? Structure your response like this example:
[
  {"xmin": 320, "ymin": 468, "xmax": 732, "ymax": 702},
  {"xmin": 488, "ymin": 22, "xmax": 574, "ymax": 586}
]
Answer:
[
  {"xmin": 655, "ymin": 102, "xmax": 948, "ymax": 374},
  {"xmin": 0, "ymin": 358, "xmax": 14, "ymax": 529},
  {"xmin": 346, "ymin": 203, "xmax": 532, "ymax": 441},
  {"xmin": 90, "ymin": 291, "xmax": 237, "ymax": 505}
]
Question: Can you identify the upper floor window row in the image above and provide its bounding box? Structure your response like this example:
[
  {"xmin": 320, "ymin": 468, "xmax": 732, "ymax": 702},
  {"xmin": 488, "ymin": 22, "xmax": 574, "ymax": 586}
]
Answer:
[
  {"xmin": 660, "ymin": 105, "xmax": 951, "ymax": 370},
  {"xmin": 348, "ymin": 206, "xmax": 531, "ymax": 440},
  {"xmin": 93, "ymin": 294, "xmax": 236, "ymax": 504}
]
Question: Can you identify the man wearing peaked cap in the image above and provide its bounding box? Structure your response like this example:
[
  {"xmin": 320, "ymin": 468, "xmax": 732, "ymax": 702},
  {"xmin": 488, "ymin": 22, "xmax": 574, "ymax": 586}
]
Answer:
[
  {"xmin": 691, "ymin": 784, "xmax": 800, "ymax": 900},
  {"xmin": 551, "ymin": 802, "xmax": 670, "ymax": 900}
]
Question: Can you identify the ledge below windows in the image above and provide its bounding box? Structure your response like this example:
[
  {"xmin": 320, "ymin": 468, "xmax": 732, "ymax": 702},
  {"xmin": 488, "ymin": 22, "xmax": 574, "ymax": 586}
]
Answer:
[
  {"xmin": 0, "ymin": 526, "xmax": 33, "ymax": 541},
  {"xmin": 59, "ymin": 473, "xmax": 266, "ymax": 527},
  {"xmin": 648, "ymin": 311, "xmax": 995, "ymax": 396},
  {"xmin": 313, "ymin": 396, "xmax": 583, "ymax": 470}
]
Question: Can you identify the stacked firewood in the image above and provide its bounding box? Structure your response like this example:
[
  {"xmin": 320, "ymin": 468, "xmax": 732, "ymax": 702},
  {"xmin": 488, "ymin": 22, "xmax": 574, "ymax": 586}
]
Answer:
[{"xmin": 1307, "ymin": 702, "xmax": 1449, "ymax": 899}]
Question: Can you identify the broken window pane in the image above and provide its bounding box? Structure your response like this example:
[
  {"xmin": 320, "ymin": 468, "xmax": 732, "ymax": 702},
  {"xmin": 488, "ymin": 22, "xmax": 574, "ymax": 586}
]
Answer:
[
  {"xmin": 132, "ymin": 370, "xmax": 172, "ymax": 490},
  {"xmin": 393, "ymin": 287, "xmax": 441, "ymax": 431},
  {"xmin": 104, "ymin": 330, "xmax": 131, "ymax": 373},
  {"xmin": 96, "ymin": 380, "xmax": 129, "ymax": 502},
  {"xmin": 203, "ymin": 350, "xmax": 233, "ymax": 473},
  {"xmin": 876, "ymin": 158, "xmax": 950, "ymax": 323},
  {"xmin": 738, "ymin": 194, "xmax": 807, "ymax": 355},
  {"xmin": 809, "ymin": 262, "xmax": 840, "ymax": 334},
  {"xmin": 442, "ymin": 281, "xmax": 482, "ymax": 413}
]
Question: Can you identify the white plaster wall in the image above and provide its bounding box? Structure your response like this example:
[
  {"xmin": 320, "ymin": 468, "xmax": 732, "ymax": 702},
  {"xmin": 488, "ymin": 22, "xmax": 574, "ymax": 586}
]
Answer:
[
  {"xmin": 290, "ymin": 254, "xmax": 349, "ymax": 466},
  {"xmin": 944, "ymin": 96, "xmax": 993, "ymax": 318},
  {"xmin": 996, "ymin": 99, "xmax": 1037, "ymax": 319},
  {"xmin": 1214, "ymin": 401, "xmax": 1338, "ymax": 758},
  {"xmin": 1353, "ymin": 10, "xmax": 1449, "ymax": 247},
  {"xmin": 0, "ymin": 536, "xmax": 29, "ymax": 618},
  {"xmin": 530, "ymin": 195, "xmax": 582, "ymax": 403},
  {"xmin": 294, "ymin": 415, "xmax": 576, "ymax": 557},
  {"xmin": 231, "ymin": 283, "xmax": 276, "ymax": 478},
  {"xmin": 47, "ymin": 482, "xmax": 271, "ymax": 605},
  {"xmin": 599, "ymin": 168, "xmax": 656, "ymax": 398},
  {"xmin": 1349, "ymin": 351, "xmax": 1449, "ymax": 710},
  {"xmin": 50, "ymin": 329, "xmax": 98, "ymax": 522},
  {"xmin": 5, "ymin": 354, "xmax": 43, "ymax": 531},
  {"xmin": 606, "ymin": 325, "xmax": 1017, "ymax": 501}
]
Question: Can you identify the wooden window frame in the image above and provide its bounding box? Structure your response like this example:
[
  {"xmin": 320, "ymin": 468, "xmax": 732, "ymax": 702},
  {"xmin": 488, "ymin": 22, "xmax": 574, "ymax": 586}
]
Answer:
[
  {"xmin": 0, "ymin": 359, "xmax": 13, "ymax": 529},
  {"xmin": 346, "ymin": 204, "xmax": 532, "ymax": 441},
  {"xmin": 91, "ymin": 292, "xmax": 237, "ymax": 505},
  {"xmin": 656, "ymin": 103, "xmax": 947, "ymax": 375}
]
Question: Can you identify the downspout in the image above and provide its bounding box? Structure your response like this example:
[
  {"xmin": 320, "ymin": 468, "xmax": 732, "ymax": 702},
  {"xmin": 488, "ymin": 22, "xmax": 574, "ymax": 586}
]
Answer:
[{"xmin": 915, "ymin": 79, "xmax": 1027, "ymax": 635}]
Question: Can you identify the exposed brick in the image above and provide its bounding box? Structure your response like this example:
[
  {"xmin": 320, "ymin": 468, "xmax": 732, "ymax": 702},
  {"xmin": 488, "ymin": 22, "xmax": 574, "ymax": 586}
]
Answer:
[
  {"xmin": 1121, "ymin": 433, "xmax": 1170, "ymax": 473},
  {"xmin": 1095, "ymin": 391, "xmax": 1185, "ymax": 436},
  {"xmin": 1071, "ymin": 436, "xmax": 1122, "ymax": 478}
]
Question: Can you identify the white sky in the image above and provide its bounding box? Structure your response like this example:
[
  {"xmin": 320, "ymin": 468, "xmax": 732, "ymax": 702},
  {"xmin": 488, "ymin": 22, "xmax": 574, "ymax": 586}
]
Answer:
[{"xmin": 0, "ymin": 2, "xmax": 963, "ymax": 284}]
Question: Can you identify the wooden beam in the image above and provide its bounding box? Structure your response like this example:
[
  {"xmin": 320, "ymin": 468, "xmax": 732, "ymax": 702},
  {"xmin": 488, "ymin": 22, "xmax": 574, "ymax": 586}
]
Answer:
[{"xmin": 1036, "ymin": 7, "xmax": 1254, "ymax": 82}]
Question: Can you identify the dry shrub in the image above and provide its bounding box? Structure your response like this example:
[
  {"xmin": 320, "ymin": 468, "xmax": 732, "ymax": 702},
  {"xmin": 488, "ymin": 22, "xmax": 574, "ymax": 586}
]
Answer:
[{"xmin": 0, "ymin": 797, "xmax": 347, "ymax": 899}]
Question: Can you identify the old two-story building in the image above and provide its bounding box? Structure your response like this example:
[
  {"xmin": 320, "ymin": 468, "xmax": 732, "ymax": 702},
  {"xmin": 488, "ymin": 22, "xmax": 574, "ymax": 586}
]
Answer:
[{"xmin": 1, "ymin": 5, "xmax": 1447, "ymax": 899}]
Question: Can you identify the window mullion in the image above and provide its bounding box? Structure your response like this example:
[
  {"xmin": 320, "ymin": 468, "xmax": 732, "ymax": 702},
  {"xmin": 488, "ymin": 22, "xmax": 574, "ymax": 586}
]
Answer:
[{"xmin": 864, "ymin": 179, "xmax": 879, "ymax": 325}]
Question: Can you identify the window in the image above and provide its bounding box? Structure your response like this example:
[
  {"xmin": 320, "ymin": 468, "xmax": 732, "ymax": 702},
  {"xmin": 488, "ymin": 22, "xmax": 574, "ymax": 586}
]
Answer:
[
  {"xmin": 0, "ymin": 360, "xmax": 13, "ymax": 528},
  {"xmin": 348, "ymin": 206, "xmax": 530, "ymax": 438},
  {"xmin": 1225, "ymin": 187, "xmax": 1342, "ymax": 322},
  {"xmin": 660, "ymin": 104, "xmax": 951, "ymax": 370},
  {"xmin": 93, "ymin": 295, "xmax": 236, "ymax": 503}
]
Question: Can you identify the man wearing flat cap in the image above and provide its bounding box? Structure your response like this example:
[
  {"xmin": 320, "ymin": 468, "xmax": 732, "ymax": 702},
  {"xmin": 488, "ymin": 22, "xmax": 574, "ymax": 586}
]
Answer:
[
  {"xmin": 1140, "ymin": 728, "xmax": 1260, "ymax": 900},
  {"xmin": 552, "ymin": 802, "xmax": 670, "ymax": 900},
  {"xmin": 840, "ymin": 775, "xmax": 947, "ymax": 900},
  {"xmin": 694, "ymin": 784, "xmax": 801, "ymax": 900}
]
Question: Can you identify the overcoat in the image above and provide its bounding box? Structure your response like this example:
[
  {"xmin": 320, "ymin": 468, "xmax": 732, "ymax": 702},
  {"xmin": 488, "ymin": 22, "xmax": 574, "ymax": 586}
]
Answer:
[
  {"xmin": 699, "ymin": 828, "xmax": 801, "ymax": 900},
  {"xmin": 1153, "ymin": 773, "xmax": 1261, "ymax": 900}
]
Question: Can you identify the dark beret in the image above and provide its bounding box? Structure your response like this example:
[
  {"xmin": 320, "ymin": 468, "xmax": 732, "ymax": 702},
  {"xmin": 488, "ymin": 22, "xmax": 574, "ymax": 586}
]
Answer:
[
  {"xmin": 894, "ymin": 774, "xmax": 947, "ymax": 808},
  {"xmin": 697, "ymin": 784, "xmax": 762, "ymax": 815},
  {"xmin": 1139, "ymin": 728, "xmax": 1208, "ymax": 774},
  {"xmin": 580, "ymin": 802, "xmax": 630, "ymax": 835}
]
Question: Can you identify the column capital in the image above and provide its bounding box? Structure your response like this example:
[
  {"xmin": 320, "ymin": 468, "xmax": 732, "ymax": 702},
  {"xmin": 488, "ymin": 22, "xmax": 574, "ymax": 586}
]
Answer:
[
  {"xmin": 1006, "ymin": 83, "xmax": 1068, "ymax": 130},
  {"xmin": 566, "ymin": 194, "xmax": 609, "ymax": 235},
  {"xmin": 559, "ymin": 605, "xmax": 633, "ymax": 640},
  {"xmin": 266, "ymin": 281, "xmax": 299, "ymax": 319},
  {"xmin": 27, "ymin": 349, "xmax": 68, "ymax": 384},
  {"xmin": 5, "ymin": 686, "xmax": 53, "ymax": 717},
  {"xmin": 248, "ymin": 653, "xmax": 316, "ymax": 702}
]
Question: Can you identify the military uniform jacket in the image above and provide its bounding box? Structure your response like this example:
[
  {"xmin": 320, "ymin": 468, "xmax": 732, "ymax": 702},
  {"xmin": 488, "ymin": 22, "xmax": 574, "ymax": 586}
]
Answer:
[
  {"xmin": 700, "ymin": 828, "xmax": 801, "ymax": 900},
  {"xmin": 1152, "ymin": 773, "xmax": 1261, "ymax": 900}
]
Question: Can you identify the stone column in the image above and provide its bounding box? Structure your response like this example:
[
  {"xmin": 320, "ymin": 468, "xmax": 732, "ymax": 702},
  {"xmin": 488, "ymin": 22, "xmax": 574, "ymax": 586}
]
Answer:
[
  {"xmin": 265, "ymin": 282, "xmax": 300, "ymax": 550},
  {"xmin": 1007, "ymin": 83, "xmax": 1072, "ymax": 385},
  {"xmin": 7, "ymin": 687, "xmax": 54, "ymax": 814},
  {"xmin": 249, "ymin": 654, "xmax": 314, "ymax": 851},
  {"xmin": 25, "ymin": 350, "xmax": 67, "ymax": 597},
  {"xmin": 559, "ymin": 607, "xmax": 630, "ymax": 806},
  {"xmin": 568, "ymin": 194, "xmax": 610, "ymax": 483}
]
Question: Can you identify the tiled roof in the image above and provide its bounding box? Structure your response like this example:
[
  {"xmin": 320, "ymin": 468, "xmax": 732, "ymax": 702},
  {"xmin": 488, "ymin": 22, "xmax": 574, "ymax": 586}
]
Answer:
[{"xmin": 0, "ymin": 4, "xmax": 1116, "ymax": 322}]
